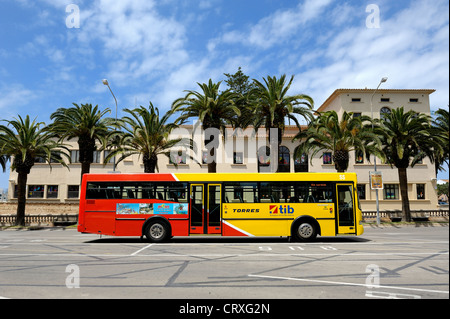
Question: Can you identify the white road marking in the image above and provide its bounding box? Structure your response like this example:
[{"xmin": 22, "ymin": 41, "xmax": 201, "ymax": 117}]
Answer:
[
  {"xmin": 130, "ymin": 244, "xmax": 153, "ymax": 256},
  {"xmin": 0, "ymin": 251, "xmax": 447, "ymax": 258},
  {"xmin": 1, "ymin": 240, "xmax": 447, "ymax": 246},
  {"xmin": 248, "ymin": 274, "xmax": 449, "ymax": 295}
]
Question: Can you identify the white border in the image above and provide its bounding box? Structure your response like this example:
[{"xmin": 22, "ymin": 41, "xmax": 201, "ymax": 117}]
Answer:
[{"xmin": 222, "ymin": 220, "xmax": 255, "ymax": 237}]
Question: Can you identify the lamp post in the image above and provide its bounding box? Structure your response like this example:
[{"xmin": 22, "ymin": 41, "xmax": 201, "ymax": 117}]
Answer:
[
  {"xmin": 102, "ymin": 79, "xmax": 118, "ymax": 172},
  {"xmin": 370, "ymin": 77, "xmax": 388, "ymax": 225}
]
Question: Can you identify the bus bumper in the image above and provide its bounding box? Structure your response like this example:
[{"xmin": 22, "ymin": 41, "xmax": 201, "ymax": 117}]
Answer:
[{"xmin": 357, "ymin": 223, "xmax": 364, "ymax": 236}]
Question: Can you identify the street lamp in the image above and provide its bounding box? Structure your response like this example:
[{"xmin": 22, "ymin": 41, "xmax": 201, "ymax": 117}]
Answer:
[
  {"xmin": 102, "ymin": 79, "xmax": 118, "ymax": 172},
  {"xmin": 370, "ymin": 77, "xmax": 388, "ymax": 225}
]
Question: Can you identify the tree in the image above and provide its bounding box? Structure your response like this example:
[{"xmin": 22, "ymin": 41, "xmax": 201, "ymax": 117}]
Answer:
[
  {"xmin": 49, "ymin": 103, "xmax": 112, "ymax": 181},
  {"xmin": 249, "ymin": 75, "xmax": 313, "ymax": 172},
  {"xmin": 294, "ymin": 111, "xmax": 381, "ymax": 172},
  {"xmin": 224, "ymin": 67, "xmax": 255, "ymax": 129},
  {"xmin": 0, "ymin": 154, "xmax": 8, "ymax": 172},
  {"xmin": 376, "ymin": 107, "xmax": 445, "ymax": 222},
  {"xmin": 172, "ymin": 79, "xmax": 240, "ymax": 173},
  {"xmin": 105, "ymin": 103, "xmax": 190, "ymax": 173},
  {"xmin": 224, "ymin": 67, "xmax": 255, "ymax": 96},
  {"xmin": 437, "ymin": 182, "xmax": 449, "ymax": 199},
  {"xmin": 0, "ymin": 115, "xmax": 69, "ymax": 226},
  {"xmin": 433, "ymin": 107, "xmax": 449, "ymax": 174}
]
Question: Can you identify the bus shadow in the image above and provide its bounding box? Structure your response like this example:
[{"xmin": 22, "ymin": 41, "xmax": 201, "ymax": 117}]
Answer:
[{"xmin": 86, "ymin": 236, "xmax": 371, "ymax": 244}]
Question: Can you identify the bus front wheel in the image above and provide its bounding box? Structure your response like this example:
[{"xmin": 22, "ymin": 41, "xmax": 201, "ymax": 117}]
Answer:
[
  {"xmin": 145, "ymin": 220, "xmax": 170, "ymax": 243},
  {"xmin": 293, "ymin": 220, "xmax": 317, "ymax": 241}
]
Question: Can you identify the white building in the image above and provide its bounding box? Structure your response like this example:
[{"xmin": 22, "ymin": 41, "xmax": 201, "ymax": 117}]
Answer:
[{"xmin": 7, "ymin": 88, "xmax": 440, "ymax": 212}]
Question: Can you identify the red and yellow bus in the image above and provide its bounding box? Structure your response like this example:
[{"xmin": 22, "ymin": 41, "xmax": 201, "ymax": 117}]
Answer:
[{"xmin": 77, "ymin": 173, "xmax": 364, "ymax": 242}]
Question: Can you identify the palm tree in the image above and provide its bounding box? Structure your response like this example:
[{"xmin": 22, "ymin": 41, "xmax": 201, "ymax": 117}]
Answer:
[
  {"xmin": 249, "ymin": 75, "xmax": 313, "ymax": 172},
  {"xmin": 376, "ymin": 107, "xmax": 444, "ymax": 222},
  {"xmin": 172, "ymin": 79, "xmax": 240, "ymax": 173},
  {"xmin": 0, "ymin": 115, "xmax": 69, "ymax": 226},
  {"xmin": 105, "ymin": 103, "xmax": 190, "ymax": 173},
  {"xmin": 49, "ymin": 103, "xmax": 112, "ymax": 181},
  {"xmin": 433, "ymin": 107, "xmax": 449, "ymax": 174},
  {"xmin": 0, "ymin": 154, "xmax": 8, "ymax": 172},
  {"xmin": 294, "ymin": 111, "xmax": 381, "ymax": 172}
]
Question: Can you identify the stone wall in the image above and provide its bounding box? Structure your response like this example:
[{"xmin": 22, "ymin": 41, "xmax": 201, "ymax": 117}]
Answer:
[{"xmin": 0, "ymin": 202, "xmax": 79, "ymax": 216}]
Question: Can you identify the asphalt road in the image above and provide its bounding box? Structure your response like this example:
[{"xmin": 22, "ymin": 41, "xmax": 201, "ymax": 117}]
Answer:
[{"xmin": 0, "ymin": 224, "xmax": 448, "ymax": 301}]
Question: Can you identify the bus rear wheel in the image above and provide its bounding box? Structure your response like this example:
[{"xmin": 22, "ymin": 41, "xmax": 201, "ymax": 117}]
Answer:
[
  {"xmin": 293, "ymin": 221, "xmax": 317, "ymax": 241},
  {"xmin": 145, "ymin": 221, "xmax": 170, "ymax": 243}
]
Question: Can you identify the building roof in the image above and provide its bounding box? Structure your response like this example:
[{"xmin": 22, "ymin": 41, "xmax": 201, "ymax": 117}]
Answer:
[{"xmin": 317, "ymin": 88, "xmax": 436, "ymax": 113}]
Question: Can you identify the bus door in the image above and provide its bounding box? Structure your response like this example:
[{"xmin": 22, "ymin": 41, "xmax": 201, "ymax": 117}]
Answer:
[
  {"xmin": 189, "ymin": 184, "xmax": 222, "ymax": 234},
  {"xmin": 336, "ymin": 184, "xmax": 356, "ymax": 234}
]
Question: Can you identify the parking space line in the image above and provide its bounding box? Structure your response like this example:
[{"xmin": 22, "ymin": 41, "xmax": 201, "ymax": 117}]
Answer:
[
  {"xmin": 1, "ymin": 251, "xmax": 447, "ymax": 259},
  {"xmin": 248, "ymin": 274, "xmax": 449, "ymax": 295},
  {"xmin": 130, "ymin": 244, "xmax": 153, "ymax": 256}
]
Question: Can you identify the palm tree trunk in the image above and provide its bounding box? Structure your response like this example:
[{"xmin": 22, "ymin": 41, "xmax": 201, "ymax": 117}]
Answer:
[
  {"xmin": 143, "ymin": 153, "xmax": 157, "ymax": 173},
  {"xmin": 81, "ymin": 161, "xmax": 90, "ymax": 176},
  {"xmin": 78, "ymin": 138, "xmax": 95, "ymax": 181},
  {"xmin": 208, "ymin": 147, "xmax": 217, "ymax": 173},
  {"xmin": 333, "ymin": 150, "xmax": 349, "ymax": 172},
  {"xmin": 398, "ymin": 167, "xmax": 411, "ymax": 222},
  {"xmin": 205, "ymin": 129, "xmax": 218, "ymax": 173},
  {"xmin": 16, "ymin": 171, "xmax": 28, "ymax": 226}
]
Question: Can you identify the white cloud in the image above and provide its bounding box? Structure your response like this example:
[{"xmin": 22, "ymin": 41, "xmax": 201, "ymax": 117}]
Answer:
[
  {"xmin": 288, "ymin": 0, "xmax": 449, "ymax": 109},
  {"xmin": 0, "ymin": 84, "xmax": 37, "ymax": 114},
  {"xmin": 8, "ymin": 0, "xmax": 447, "ymax": 117},
  {"xmin": 75, "ymin": 0, "xmax": 189, "ymax": 84},
  {"xmin": 212, "ymin": 0, "xmax": 333, "ymax": 50}
]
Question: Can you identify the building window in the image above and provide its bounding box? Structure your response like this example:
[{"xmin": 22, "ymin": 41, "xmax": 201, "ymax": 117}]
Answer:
[
  {"xmin": 351, "ymin": 98, "xmax": 361, "ymax": 102},
  {"xmin": 416, "ymin": 184, "xmax": 425, "ymax": 200},
  {"xmin": 68, "ymin": 185, "xmax": 80, "ymax": 199},
  {"xmin": 380, "ymin": 98, "xmax": 390, "ymax": 102},
  {"xmin": 380, "ymin": 107, "xmax": 391, "ymax": 119},
  {"xmin": 104, "ymin": 150, "xmax": 114, "ymax": 164},
  {"xmin": 202, "ymin": 151, "xmax": 208, "ymax": 164},
  {"xmin": 323, "ymin": 152, "xmax": 332, "ymax": 165},
  {"xmin": 384, "ymin": 184, "xmax": 399, "ymax": 200},
  {"xmin": 93, "ymin": 151, "xmax": 101, "ymax": 164},
  {"xmin": 70, "ymin": 150, "xmax": 80, "ymax": 163},
  {"xmin": 47, "ymin": 185, "xmax": 58, "ymax": 199},
  {"xmin": 257, "ymin": 146, "xmax": 271, "ymax": 171},
  {"xmin": 355, "ymin": 150, "xmax": 364, "ymax": 164},
  {"xmin": 415, "ymin": 153, "xmax": 423, "ymax": 164},
  {"xmin": 170, "ymin": 151, "xmax": 186, "ymax": 165},
  {"xmin": 409, "ymin": 98, "xmax": 419, "ymax": 103},
  {"xmin": 233, "ymin": 152, "xmax": 244, "ymax": 164},
  {"xmin": 34, "ymin": 157, "xmax": 46, "ymax": 163},
  {"xmin": 357, "ymin": 184, "xmax": 366, "ymax": 200},
  {"xmin": 278, "ymin": 146, "xmax": 290, "ymax": 172},
  {"xmin": 353, "ymin": 112, "xmax": 362, "ymax": 118},
  {"xmin": 294, "ymin": 148, "xmax": 308, "ymax": 172},
  {"xmin": 28, "ymin": 185, "xmax": 44, "ymax": 198}
]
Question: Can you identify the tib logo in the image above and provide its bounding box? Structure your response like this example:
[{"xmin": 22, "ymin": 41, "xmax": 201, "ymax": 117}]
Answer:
[{"xmin": 270, "ymin": 205, "xmax": 294, "ymax": 214}]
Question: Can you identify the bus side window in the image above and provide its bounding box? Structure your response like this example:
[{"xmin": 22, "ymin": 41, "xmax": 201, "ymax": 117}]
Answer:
[
  {"xmin": 223, "ymin": 182, "xmax": 257, "ymax": 203},
  {"xmin": 141, "ymin": 189, "xmax": 153, "ymax": 199},
  {"xmin": 126, "ymin": 189, "xmax": 135, "ymax": 199}
]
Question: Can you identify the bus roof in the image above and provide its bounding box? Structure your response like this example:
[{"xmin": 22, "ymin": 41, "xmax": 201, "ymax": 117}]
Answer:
[{"xmin": 82, "ymin": 172, "xmax": 357, "ymax": 183}]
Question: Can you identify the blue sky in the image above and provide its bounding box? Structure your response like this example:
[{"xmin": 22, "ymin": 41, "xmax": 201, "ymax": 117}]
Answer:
[{"xmin": 0, "ymin": 0, "xmax": 449, "ymax": 188}]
